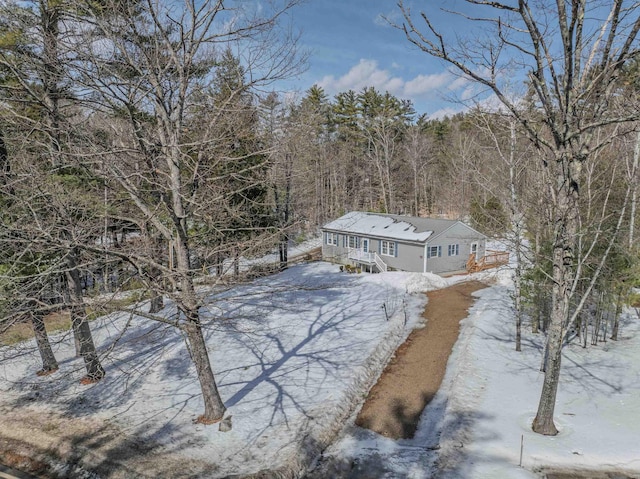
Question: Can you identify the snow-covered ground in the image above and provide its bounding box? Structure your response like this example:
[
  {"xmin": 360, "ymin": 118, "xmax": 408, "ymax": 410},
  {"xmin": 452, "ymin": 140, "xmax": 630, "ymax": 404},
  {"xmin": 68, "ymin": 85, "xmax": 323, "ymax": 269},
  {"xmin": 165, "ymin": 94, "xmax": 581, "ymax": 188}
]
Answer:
[
  {"xmin": 210, "ymin": 236, "xmax": 323, "ymax": 277},
  {"xmin": 0, "ymin": 262, "xmax": 441, "ymax": 477},
  {"xmin": 314, "ymin": 267, "xmax": 640, "ymax": 478},
  {"xmin": 1, "ymin": 256, "xmax": 639, "ymax": 478},
  {"xmin": 442, "ymin": 272, "xmax": 640, "ymax": 478}
]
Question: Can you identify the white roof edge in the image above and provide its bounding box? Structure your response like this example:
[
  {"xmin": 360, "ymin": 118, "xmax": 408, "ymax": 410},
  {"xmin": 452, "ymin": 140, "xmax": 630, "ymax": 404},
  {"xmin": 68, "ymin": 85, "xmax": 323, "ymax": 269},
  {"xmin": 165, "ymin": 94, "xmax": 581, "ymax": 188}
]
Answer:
[{"xmin": 322, "ymin": 211, "xmax": 433, "ymax": 242}]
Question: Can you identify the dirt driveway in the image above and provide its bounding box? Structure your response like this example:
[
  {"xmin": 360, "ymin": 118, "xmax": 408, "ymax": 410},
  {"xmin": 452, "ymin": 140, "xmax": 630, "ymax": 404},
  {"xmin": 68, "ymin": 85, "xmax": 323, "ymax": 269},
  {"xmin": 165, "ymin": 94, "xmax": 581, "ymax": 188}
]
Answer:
[{"xmin": 355, "ymin": 280, "xmax": 487, "ymax": 439}]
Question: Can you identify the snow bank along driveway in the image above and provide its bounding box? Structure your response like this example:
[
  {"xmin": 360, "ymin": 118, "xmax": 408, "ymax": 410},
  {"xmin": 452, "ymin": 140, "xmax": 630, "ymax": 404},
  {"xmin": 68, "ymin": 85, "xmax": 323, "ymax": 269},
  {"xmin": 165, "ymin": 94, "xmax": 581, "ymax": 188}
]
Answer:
[{"xmin": 0, "ymin": 263, "xmax": 444, "ymax": 478}]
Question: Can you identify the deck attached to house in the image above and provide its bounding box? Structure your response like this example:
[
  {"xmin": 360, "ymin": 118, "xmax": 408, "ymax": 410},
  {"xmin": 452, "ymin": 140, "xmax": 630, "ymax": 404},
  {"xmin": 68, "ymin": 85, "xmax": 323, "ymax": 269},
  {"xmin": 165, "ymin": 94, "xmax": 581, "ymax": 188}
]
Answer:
[
  {"xmin": 466, "ymin": 250, "xmax": 510, "ymax": 273},
  {"xmin": 347, "ymin": 248, "xmax": 388, "ymax": 272}
]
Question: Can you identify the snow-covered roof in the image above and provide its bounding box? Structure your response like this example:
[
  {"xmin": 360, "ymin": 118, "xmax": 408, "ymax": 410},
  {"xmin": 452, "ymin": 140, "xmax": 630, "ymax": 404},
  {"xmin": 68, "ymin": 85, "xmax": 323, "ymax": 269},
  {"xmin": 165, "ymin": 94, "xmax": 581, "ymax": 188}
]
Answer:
[{"xmin": 322, "ymin": 211, "xmax": 462, "ymax": 243}]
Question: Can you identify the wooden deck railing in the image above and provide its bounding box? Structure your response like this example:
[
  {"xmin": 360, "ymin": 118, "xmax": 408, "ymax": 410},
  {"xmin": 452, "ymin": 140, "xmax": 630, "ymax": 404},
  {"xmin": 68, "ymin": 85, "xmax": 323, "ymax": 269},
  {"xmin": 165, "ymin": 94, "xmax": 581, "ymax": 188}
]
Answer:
[{"xmin": 466, "ymin": 250, "xmax": 510, "ymax": 273}]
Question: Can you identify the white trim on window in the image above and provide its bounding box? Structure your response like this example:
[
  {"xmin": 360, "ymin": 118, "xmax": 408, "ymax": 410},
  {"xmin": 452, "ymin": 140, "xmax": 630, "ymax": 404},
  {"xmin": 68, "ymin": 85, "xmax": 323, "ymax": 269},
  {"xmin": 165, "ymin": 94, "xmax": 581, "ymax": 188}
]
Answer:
[
  {"xmin": 326, "ymin": 232, "xmax": 338, "ymax": 246},
  {"xmin": 381, "ymin": 240, "xmax": 396, "ymax": 257},
  {"xmin": 348, "ymin": 235, "xmax": 358, "ymax": 248},
  {"xmin": 448, "ymin": 244, "xmax": 459, "ymax": 256},
  {"xmin": 427, "ymin": 245, "xmax": 441, "ymax": 258}
]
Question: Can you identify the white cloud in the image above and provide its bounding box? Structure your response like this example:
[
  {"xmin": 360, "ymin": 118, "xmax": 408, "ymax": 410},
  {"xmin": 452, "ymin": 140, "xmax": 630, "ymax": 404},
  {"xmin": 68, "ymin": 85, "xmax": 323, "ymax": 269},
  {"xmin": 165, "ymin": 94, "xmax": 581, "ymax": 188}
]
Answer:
[
  {"xmin": 447, "ymin": 75, "xmax": 471, "ymax": 91},
  {"xmin": 404, "ymin": 72, "xmax": 451, "ymax": 96},
  {"xmin": 429, "ymin": 106, "xmax": 466, "ymax": 119},
  {"xmin": 461, "ymin": 85, "xmax": 477, "ymax": 101},
  {"xmin": 317, "ymin": 59, "xmax": 463, "ymax": 101},
  {"xmin": 317, "ymin": 59, "xmax": 398, "ymax": 94}
]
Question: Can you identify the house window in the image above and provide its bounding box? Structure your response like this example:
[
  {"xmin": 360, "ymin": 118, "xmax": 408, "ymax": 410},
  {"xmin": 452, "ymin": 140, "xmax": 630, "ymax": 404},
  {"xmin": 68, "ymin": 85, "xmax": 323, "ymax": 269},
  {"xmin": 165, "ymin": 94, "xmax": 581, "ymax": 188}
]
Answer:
[
  {"xmin": 348, "ymin": 235, "xmax": 358, "ymax": 248},
  {"xmin": 448, "ymin": 244, "xmax": 459, "ymax": 256},
  {"xmin": 326, "ymin": 232, "xmax": 338, "ymax": 246},
  {"xmin": 427, "ymin": 245, "xmax": 442, "ymax": 258},
  {"xmin": 381, "ymin": 240, "xmax": 396, "ymax": 257}
]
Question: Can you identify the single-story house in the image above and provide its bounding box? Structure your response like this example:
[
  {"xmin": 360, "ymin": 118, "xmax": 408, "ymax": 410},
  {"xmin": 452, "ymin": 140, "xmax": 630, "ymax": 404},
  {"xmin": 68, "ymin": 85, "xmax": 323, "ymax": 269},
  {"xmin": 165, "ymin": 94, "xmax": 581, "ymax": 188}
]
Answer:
[{"xmin": 321, "ymin": 211, "xmax": 487, "ymax": 274}]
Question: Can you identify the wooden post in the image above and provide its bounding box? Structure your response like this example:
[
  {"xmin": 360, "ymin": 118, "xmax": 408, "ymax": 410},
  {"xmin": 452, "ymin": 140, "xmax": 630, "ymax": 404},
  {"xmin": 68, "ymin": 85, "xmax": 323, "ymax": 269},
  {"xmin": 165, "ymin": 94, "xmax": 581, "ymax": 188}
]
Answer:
[{"xmin": 519, "ymin": 434, "xmax": 524, "ymax": 467}]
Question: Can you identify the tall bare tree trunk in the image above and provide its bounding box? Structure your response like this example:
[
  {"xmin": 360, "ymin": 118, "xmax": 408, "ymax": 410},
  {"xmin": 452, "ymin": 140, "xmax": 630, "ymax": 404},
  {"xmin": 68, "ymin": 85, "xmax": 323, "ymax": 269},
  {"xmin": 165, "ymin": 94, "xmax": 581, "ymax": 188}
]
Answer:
[
  {"xmin": 65, "ymin": 251, "xmax": 105, "ymax": 383},
  {"xmin": 32, "ymin": 310, "xmax": 58, "ymax": 375},
  {"xmin": 167, "ymin": 135, "xmax": 226, "ymax": 423},
  {"xmin": 507, "ymin": 121, "xmax": 524, "ymax": 352},
  {"xmin": 533, "ymin": 155, "xmax": 579, "ymax": 435},
  {"xmin": 183, "ymin": 309, "xmax": 226, "ymax": 423},
  {"xmin": 629, "ymin": 131, "xmax": 639, "ymax": 248},
  {"xmin": 173, "ymin": 228, "xmax": 226, "ymax": 422}
]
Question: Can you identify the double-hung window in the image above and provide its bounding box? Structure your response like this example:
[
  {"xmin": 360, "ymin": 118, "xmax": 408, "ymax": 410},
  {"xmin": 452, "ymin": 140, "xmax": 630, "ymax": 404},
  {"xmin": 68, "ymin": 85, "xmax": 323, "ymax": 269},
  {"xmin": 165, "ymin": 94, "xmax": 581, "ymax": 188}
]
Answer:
[
  {"xmin": 348, "ymin": 235, "xmax": 358, "ymax": 248},
  {"xmin": 448, "ymin": 244, "xmax": 459, "ymax": 256},
  {"xmin": 381, "ymin": 240, "xmax": 396, "ymax": 257},
  {"xmin": 427, "ymin": 245, "xmax": 442, "ymax": 258},
  {"xmin": 326, "ymin": 232, "xmax": 338, "ymax": 246}
]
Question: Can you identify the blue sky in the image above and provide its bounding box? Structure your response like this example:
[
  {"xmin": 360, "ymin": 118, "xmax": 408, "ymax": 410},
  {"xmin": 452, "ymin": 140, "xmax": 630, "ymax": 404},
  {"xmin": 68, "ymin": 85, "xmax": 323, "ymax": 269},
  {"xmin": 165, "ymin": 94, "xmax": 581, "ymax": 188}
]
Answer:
[{"xmin": 283, "ymin": 0, "xmax": 476, "ymax": 118}]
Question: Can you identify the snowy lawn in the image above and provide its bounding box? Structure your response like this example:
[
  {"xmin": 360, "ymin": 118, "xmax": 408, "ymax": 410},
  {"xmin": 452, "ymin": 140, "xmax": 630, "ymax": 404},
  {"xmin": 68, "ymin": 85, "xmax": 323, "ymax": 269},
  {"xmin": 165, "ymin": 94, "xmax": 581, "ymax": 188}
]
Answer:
[
  {"xmin": 316, "ymin": 267, "xmax": 640, "ymax": 478},
  {"xmin": 3, "ymin": 260, "xmax": 639, "ymax": 478},
  {"xmin": 0, "ymin": 262, "xmax": 444, "ymax": 477},
  {"xmin": 442, "ymin": 272, "xmax": 640, "ymax": 478}
]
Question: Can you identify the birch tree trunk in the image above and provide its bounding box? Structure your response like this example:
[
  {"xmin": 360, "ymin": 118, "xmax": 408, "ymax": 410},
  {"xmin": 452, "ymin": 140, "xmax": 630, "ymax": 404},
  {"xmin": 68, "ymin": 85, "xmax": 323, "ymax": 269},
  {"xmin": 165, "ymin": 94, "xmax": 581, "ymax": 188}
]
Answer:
[
  {"xmin": 507, "ymin": 121, "xmax": 524, "ymax": 352},
  {"xmin": 629, "ymin": 131, "xmax": 640, "ymax": 248},
  {"xmin": 533, "ymin": 153, "xmax": 580, "ymax": 435}
]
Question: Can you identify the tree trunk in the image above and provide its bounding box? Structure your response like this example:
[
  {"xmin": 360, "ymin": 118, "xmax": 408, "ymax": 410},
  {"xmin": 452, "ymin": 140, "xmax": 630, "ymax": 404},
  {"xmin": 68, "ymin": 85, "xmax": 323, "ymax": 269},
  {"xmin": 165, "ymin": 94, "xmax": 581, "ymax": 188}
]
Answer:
[
  {"xmin": 216, "ymin": 252, "xmax": 223, "ymax": 276},
  {"xmin": 515, "ymin": 306, "xmax": 522, "ymax": 352},
  {"xmin": 149, "ymin": 292, "xmax": 164, "ymax": 314},
  {"xmin": 532, "ymin": 156, "xmax": 578, "ymax": 436},
  {"xmin": 610, "ymin": 291, "xmax": 623, "ymax": 341},
  {"xmin": 509, "ymin": 121, "xmax": 523, "ymax": 352},
  {"xmin": 183, "ymin": 310, "xmax": 226, "ymax": 423},
  {"xmin": 32, "ymin": 310, "xmax": 58, "ymax": 375},
  {"xmin": 174, "ymin": 234, "xmax": 226, "ymax": 423},
  {"xmin": 66, "ymin": 252, "xmax": 105, "ymax": 382},
  {"xmin": 279, "ymin": 239, "xmax": 288, "ymax": 270},
  {"xmin": 168, "ymin": 152, "xmax": 227, "ymax": 422},
  {"xmin": 629, "ymin": 131, "xmax": 639, "ymax": 248},
  {"xmin": 532, "ymin": 243, "xmax": 569, "ymax": 435}
]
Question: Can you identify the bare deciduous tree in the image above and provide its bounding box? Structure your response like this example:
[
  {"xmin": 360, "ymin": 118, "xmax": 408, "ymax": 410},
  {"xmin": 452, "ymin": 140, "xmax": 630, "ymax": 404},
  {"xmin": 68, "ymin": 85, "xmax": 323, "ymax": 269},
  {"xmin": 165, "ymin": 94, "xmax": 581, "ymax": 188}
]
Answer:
[
  {"xmin": 399, "ymin": 0, "xmax": 640, "ymax": 435},
  {"xmin": 78, "ymin": 0, "xmax": 304, "ymax": 424}
]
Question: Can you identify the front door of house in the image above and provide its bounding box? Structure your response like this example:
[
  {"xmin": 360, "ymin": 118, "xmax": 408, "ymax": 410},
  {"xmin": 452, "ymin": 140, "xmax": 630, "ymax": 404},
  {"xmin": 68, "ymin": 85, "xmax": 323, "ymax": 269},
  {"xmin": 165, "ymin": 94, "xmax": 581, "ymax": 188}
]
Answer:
[{"xmin": 471, "ymin": 242, "xmax": 478, "ymax": 260}]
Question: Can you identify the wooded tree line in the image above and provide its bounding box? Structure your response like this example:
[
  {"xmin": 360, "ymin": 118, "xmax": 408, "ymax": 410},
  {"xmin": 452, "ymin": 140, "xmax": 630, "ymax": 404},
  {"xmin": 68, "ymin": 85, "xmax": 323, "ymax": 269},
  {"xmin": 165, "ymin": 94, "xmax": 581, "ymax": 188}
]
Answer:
[{"xmin": 0, "ymin": 0, "xmax": 639, "ymax": 436}]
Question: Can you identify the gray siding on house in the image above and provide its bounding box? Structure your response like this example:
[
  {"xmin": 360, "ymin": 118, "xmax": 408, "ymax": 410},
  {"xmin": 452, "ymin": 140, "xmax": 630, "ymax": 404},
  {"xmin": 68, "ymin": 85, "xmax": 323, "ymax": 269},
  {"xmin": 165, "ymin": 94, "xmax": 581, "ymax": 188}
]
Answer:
[
  {"xmin": 321, "ymin": 214, "xmax": 488, "ymax": 275},
  {"xmin": 321, "ymin": 232, "xmax": 425, "ymax": 272},
  {"xmin": 321, "ymin": 232, "xmax": 349, "ymax": 264},
  {"xmin": 424, "ymin": 222, "xmax": 486, "ymax": 274},
  {"xmin": 369, "ymin": 239, "xmax": 424, "ymax": 272}
]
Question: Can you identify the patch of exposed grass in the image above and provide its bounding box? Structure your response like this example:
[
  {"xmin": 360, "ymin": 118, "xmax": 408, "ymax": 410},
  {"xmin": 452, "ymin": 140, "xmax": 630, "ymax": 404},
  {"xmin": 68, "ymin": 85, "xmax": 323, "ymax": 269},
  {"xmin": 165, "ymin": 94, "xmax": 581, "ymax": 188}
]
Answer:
[
  {"xmin": 1, "ymin": 311, "xmax": 71, "ymax": 346},
  {"xmin": 1, "ymin": 291, "xmax": 149, "ymax": 346},
  {"xmin": 85, "ymin": 293, "xmax": 147, "ymax": 321}
]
